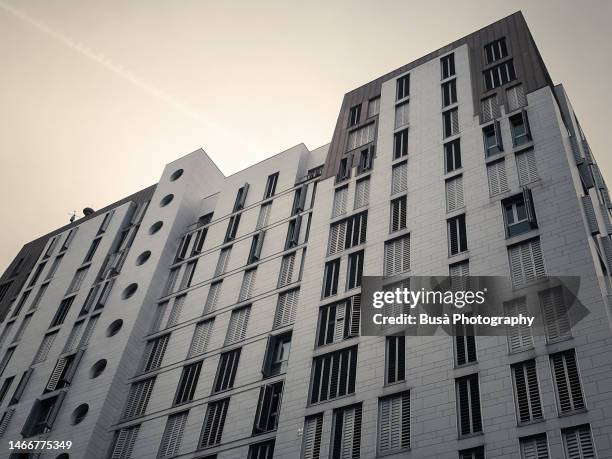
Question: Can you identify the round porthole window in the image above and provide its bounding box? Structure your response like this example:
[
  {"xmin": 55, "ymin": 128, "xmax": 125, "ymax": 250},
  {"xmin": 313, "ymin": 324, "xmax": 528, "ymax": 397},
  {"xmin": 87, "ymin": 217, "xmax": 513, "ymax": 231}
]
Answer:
[
  {"xmin": 106, "ymin": 319, "xmax": 123, "ymax": 337},
  {"xmin": 149, "ymin": 221, "xmax": 163, "ymax": 235},
  {"xmin": 136, "ymin": 251, "xmax": 151, "ymax": 266},
  {"xmin": 160, "ymin": 194, "xmax": 174, "ymax": 207},
  {"xmin": 71, "ymin": 404, "xmax": 89, "ymax": 425},
  {"xmin": 90, "ymin": 359, "xmax": 107, "ymax": 379},
  {"xmin": 170, "ymin": 169, "xmax": 184, "ymax": 181},
  {"xmin": 122, "ymin": 283, "xmax": 138, "ymax": 299}
]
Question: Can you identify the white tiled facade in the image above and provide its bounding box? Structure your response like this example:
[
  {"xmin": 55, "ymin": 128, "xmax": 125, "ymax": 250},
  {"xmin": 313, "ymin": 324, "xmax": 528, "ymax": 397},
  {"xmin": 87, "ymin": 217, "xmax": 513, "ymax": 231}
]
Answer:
[{"xmin": 1, "ymin": 12, "xmax": 612, "ymax": 459}]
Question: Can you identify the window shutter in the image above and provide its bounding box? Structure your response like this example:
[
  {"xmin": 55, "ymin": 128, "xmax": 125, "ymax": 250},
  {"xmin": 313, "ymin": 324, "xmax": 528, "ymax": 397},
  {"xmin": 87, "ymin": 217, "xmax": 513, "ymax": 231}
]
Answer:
[
  {"xmin": 174, "ymin": 362, "xmax": 202, "ymax": 405},
  {"xmin": 278, "ymin": 253, "xmax": 296, "ymax": 287},
  {"xmin": 487, "ymin": 160, "xmax": 509, "ymax": 196},
  {"xmin": 239, "ymin": 269, "xmax": 257, "ymax": 301},
  {"xmin": 122, "ymin": 377, "xmax": 155, "ymax": 420},
  {"xmin": 562, "ymin": 424, "xmax": 595, "ymax": 459},
  {"xmin": 451, "ymin": 109, "xmax": 459, "ymax": 135},
  {"xmin": 142, "ymin": 335, "xmax": 169, "ymax": 372},
  {"xmin": 513, "ymin": 360, "xmax": 543, "ymax": 424},
  {"xmin": 310, "ymin": 346, "xmax": 357, "ymax": 404},
  {"xmin": 520, "ymin": 433, "xmax": 549, "ymax": 459},
  {"xmin": 504, "ymin": 298, "xmax": 533, "ymax": 352},
  {"xmin": 591, "ymin": 164, "xmax": 605, "ymax": 189},
  {"xmin": 46, "ymin": 357, "xmax": 68, "ymax": 391},
  {"xmin": 199, "ymin": 399, "xmax": 229, "ymax": 448},
  {"xmin": 378, "ymin": 392, "xmax": 410, "ymax": 455},
  {"xmin": 494, "ymin": 119, "xmax": 504, "ymax": 151},
  {"xmin": 333, "ymin": 187, "xmax": 348, "ymax": 217},
  {"xmin": 273, "ymin": 289, "xmax": 299, "ymax": 328},
  {"xmin": 516, "ymin": 149, "xmax": 539, "ymax": 185},
  {"xmin": 111, "ymin": 425, "xmax": 140, "ymax": 459},
  {"xmin": 346, "ymin": 295, "xmax": 361, "ymax": 338},
  {"xmin": 97, "ymin": 278, "xmax": 115, "ymax": 308},
  {"xmin": 392, "ymin": 162, "xmax": 408, "ymax": 195},
  {"xmin": 508, "ymin": 239, "xmax": 546, "ymax": 288},
  {"xmin": 601, "ymin": 204, "xmax": 612, "ymax": 234},
  {"xmin": 507, "ymin": 84, "xmax": 526, "ymax": 112},
  {"xmin": 395, "ymin": 102, "xmax": 409, "ymax": 129},
  {"xmin": 302, "ymin": 414, "xmax": 323, "ymax": 459},
  {"xmin": 0, "ymin": 409, "xmax": 14, "ymax": 438},
  {"xmin": 540, "ymin": 287, "xmax": 571, "ymax": 342},
  {"xmin": 213, "ymin": 350, "xmax": 241, "ymax": 392},
  {"xmin": 331, "ymin": 404, "xmax": 362, "ymax": 459},
  {"xmin": 328, "ymin": 221, "xmax": 347, "ymax": 256},
  {"xmin": 215, "ymin": 248, "xmax": 231, "ymax": 277},
  {"xmin": 551, "ymin": 350, "xmax": 585, "ymax": 414},
  {"xmin": 179, "ymin": 262, "xmax": 196, "ymax": 290},
  {"xmin": 446, "ymin": 176, "xmax": 464, "ymax": 212},
  {"xmin": 384, "ymin": 235, "xmax": 410, "ymax": 277},
  {"xmin": 166, "ymin": 295, "xmax": 185, "ymax": 328},
  {"xmin": 578, "ymin": 163, "xmax": 595, "ymax": 189},
  {"xmin": 225, "ymin": 306, "xmax": 250, "ymax": 345},
  {"xmin": 256, "ymin": 203, "xmax": 272, "ymax": 230},
  {"xmin": 63, "ymin": 321, "xmax": 84, "ymax": 353},
  {"xmin": 354, "ymin": 179, "xmax": 369, "ymax": 209},
  {"xmin": 159, "ymin": 411, "xmax": 188, "ymax": 458},
  {"xmin": 204, "ymin": 281, "xmax": 222, "ymax": 313},
  {"xmin": 188, "ymin": 320, "xmax": 214, "ymax": 358},
  {"xmin": 33, "ymin": 332, "xmax": 57, "ymax": 363},
  {"xmin": 481, "ymin": 95, "xmax": 500, "ymax": 122}
]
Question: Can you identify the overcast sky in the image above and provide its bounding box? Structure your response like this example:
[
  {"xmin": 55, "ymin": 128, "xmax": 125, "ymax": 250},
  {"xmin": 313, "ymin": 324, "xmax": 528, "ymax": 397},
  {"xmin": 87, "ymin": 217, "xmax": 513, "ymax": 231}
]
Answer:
[{"xmin": 1, "ymin": 0, "xmax": 611, "ymax": 271}]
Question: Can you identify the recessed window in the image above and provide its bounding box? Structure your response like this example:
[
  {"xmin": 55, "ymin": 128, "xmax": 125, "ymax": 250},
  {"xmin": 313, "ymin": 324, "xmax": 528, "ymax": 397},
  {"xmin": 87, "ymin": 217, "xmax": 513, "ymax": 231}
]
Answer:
[
  {"xmin": 510, "ymin": 111, "xmax": 532, "ymax": 146},
  {"xmin": 348, "ymin": 104, "xmax": 361, "ymax": 127},
  {"xmin": 136, "ymin": 251, "xmax": 151, "ymax": 266},
  {"xmin": 263, "ymin": 332, "xmax": 292, "ymax": 377},
  {"xmin": 170, "ymin": 169, "xmax": 184, "ymax": 181},
  {"xmin": 444, "ymin": 139, "xmax": 461, "ymax": 173},
  {"xmin": 90, "ymin": 359, "xmax": 107, "ymax": 379},
  {"xmin": 396, "ymin": 75, "xmax": 410, "ymax": 100},
  {"xmin": 485, "ymin": 37, "xmax": 508, "ymax": 64},
  {"xmin": 122, "ymin": 284, "xmax": 138, "ymax": 300},
  {"xmin": 149, "ymin": 221, "xmax": 163, "ymax": 235},
  {"xmin": 484, "ymin": 60, "xmax": 516, "ymax": 90},
  {"xmin": 442, "ymin": 79, "xmax": 457, "ymax": 107},
  {"xmin": 160, "ymin": 194, "xmax": 174, "ymax": 207},
  {"xmin": 106, "ymin": 319, "xmax": 123, "ymax": 337},
  {"xmin": 441, "ymin": 53, "xmax": 455, "ymax": 80},
  {"xmin": 503, "ymin": 191, "xmax": 537, "ymax": 238},
  {"xmin": 71, "ymin": 403, "xmax": 89, "ymax": 425},
  {"xmin": 483, "ymin": 122, "xmax": 503, "ymax": 156}
]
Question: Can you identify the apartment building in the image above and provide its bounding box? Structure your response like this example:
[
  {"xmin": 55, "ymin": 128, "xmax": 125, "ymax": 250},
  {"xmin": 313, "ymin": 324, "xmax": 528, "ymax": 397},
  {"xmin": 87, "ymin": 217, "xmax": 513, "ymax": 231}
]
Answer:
[{"xmin": 0, "ymin": 10, "xmax": 611, "ymax": 459}]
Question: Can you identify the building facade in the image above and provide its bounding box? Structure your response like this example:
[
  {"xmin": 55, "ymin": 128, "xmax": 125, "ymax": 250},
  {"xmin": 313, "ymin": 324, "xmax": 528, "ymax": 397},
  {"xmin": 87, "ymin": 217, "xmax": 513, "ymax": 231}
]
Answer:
[{"xmin": 0, "ymin": 11, "xmax": 611, "ymax": 459}]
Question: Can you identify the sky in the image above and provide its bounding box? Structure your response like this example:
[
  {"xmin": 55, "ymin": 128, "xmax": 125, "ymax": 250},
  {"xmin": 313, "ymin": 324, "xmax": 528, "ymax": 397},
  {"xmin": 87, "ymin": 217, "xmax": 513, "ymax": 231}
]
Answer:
[{"xmin": 0, "ymin": 0, "xmax": 611, "ymax": 271}]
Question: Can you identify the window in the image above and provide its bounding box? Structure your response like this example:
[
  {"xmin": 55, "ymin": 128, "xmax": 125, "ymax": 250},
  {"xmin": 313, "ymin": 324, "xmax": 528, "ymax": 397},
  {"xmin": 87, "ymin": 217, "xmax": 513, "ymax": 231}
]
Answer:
[
  {"xmin": 357, "ymin": 146, "xmax": 374, "ymax": 174},
  {"xmin": 508, "ymin": 238, "xmax": 545, "ymax": 288},
  {"xmin": 455, "ymin": 332, "xmax": 476, "ymax": 366},
  {"xmin": 487, "ymin": 159, "xmax": 509, "ymax": 196},
  {"xmin": 550, "ymin": 349, "xmax": 585, "ymax": 414},
  {"xmin": 248, "ymin": 231, "xmax": 265, "ymax": 264},
  {"xmin": 378, "ymin": 392, "xmax": 410, "ymax": 455},
  {"xmin": 512, "ymin": 359, "xmax": 543, "ymax": 424},
  {"xmin": 395, "ymin": 102, "xmax": 409, "ymax": 129},
  {"xmin": 519, "ymin": 433, "xmax": 549, "ymax": 459},
  {"xmin": 392, "ymin": 161, "xmax": 408, "ymax": 194},
  {"xmin": 446, "ymin": 175, "xmax": 464, "ymax": 212},
  {"xmin": 45, "ymin": 350, "xmax": 83, "ymax": 392},
  {"xmin": 354, "ymin": 178, "xmax": 370, "ymax": 209},
  {"xmin": 233, "ymin": 183, "xmax": 250, "ymax": 212},
  {"xmin": 179, "ymin": 261, "xmax": 197, "ymax": 290},
  {"xmin": 256, "ymin": 203, "xmax": 272, "ymax": 229},
  {"xmin": 0, "ymin": 282, "xmax": 11, "ymax": 303},
  {"xmin": 393, "ymin": 128, "xmax": 408, "ymax": 159},
  {"xmin": 507, "ymin": 84, "xmax": 526, "ymax": 112},
  {"xmin": 29, "ymin": 283, "xmax": 48, "ymax": 311},
  {"xmin": 332, "ymin": 186, "xmax": 348, "ymax": 218},
  {"xmin": 285, "ymin": 215, "xmax": 302, "ymax": 249},
  {"xmin": 44, "ymin": 235, "xmax": 60, "ymax": 258},
  {"xmin": 33, "ymin": 332, "xmax": 57, "ymax": 364},
  {"xmin": 292, "ymin": 184, "xmax": 308, "ymax": 215},
  {"xmin": 322, "ymin": 259, "xmax": 340, "ymax": 298},
  {"xmin": 110, "ymin": 425, "xmax": 140, "ymax": 459},
  {"xmin": 347, "ymin": 123, "xmax": 375, "ymax": 151},
  {"xmin": 396, "ymin": 74, "xmax": 410, "ymax": 100},
  {"xmin": 263, "ymin": 172, "xmax": 279, "ymax": 199},
  {"xmin": 510, "ymin": 110, "xmax": 532, "ymax": 146},
  {"xmin": 442, "ymin": 79, "xmax": 457, "ymax": 107},
  {"xmin": 273, "ymin": 288, "xmax": 299, "ymax": 329},
  {"xmin": 122, "ymin": 377, "xmax": 156, "ymax": 419},
  {"xmin": 97, "ymin": 210, "xmax": 114, "ymax": 234},
  {"xmin": 9, "ymin": 369, "xmax": 33, "ymax": 406},
  {"xmin": 516, "ymin": 149, "xmax": 538, "ymax": 185},
  {"xmin": 0, "ymin": 409, "xmax": 14, "ymax": 438},
  {"xmin": 348, "ymin": 104, "xmax": 361, "ymax": 127},
  {"xmin": 59, "ymin": 228, "xmax": 78, "ymax": 252},
  {"xmin": 174, "ymin": 361, "xmax": 202, "ymax": 405},
  {"xmin": 213, "ymin": 349, "xmax": 241, "ymax": 393},
  {"xmin": 390, "ymin": 196, "xmax": 407, "ymax": 232},
  {"xmin": 483, "ymin": 121, "xmax": 503, "ymax": 156},
  {"xmin": 485, "ymin": 37, "xmax": 508, "ymax": 64},
  {"xmin": 384, "ymin": 235, "xmax": 410, "ymax": 277},
  {"xmin": 503, "ymin": 191, "xmax": 537, "ymax": 237},
  {"xmin": 191, "ymin": 227, "xmax": 207, "ymax": 255},
  {"xmin": 0, "ymin": 377, "xmax": 14, "ymax": 406},
  {"xmin": 158, "ymin": 411, "xmax": 189, "ymax": 458},
  {"xmin": 336, "ymin": 157, "xmax": 351, "ymax": 183},
  {"xmin": 215, "ymin": 247, "xmax": 231, "ymax": 277},
  {"xmin": 253, "ymin": 381, "xmax": 283, "ymax": 434},
  {"xmin": 239, "ymin": 268, "xmax": 257, "ymax": 302},
  {"xmin": 0, "ymin": 347, "xmax": 14, "ymax": 377},
  {"xmin": 367, "ymin": 97, "xmax": 380, "ymax": 117},
  {"xmin": 540, "ymin": 287, "xmax": 571, "ymax": 343},
  {"xmin": 504, "ymin": 298, "xmax": 533, "ymax": 353},
  {"xmin": 204, "ymin": 281, "xmax": 222, "ymax": 313},
  {"xmin": 263, "ymin": 332, "xmax": 291, "ymax": 377},
  {"xmin": 225, "ymin": 306, "xmax": 250, "ymax": 345},
  {"xmin": 0, "ymin": 322, "xmax": 14, "ymax": 349},
  {"xmin": 11, "ymin": 290, "xmax": 30, "ymax": 318},
  {"xmin": 456, "ymin": 374, "xmax": 482, "ymax": 436},
  {"xmin": 309, "ymin": 346, "xmax": 357, "ymax": 404},
  {"xmin": 448, "ymin": 214, "xmax": 467, "ymax": 256},
  {"xmin": 21, "ymin": 392, "xmax": 65, "ymax": 437},
  {"xmin": 441, "ymin": 53, "xmax": 455, "ymax": 79},
  {"xmin": 224, "ymin": 214, "xmax": 241, "ymax": 242},
  {"xmin": 199, "ymin": 398, "xmax": 229, "ymax": 448},
  {"xmin": 481, "ymin": 95, "xmax": 500, "ymax": 122},
  {"xmin": 79, "ymin": 314, "xmax": 99, "ymax": 348},
  {"xmin": 45, "ymin": 255, "xmax": 64, "ymax": 280},
  {"xmin": 459, "ymin": 446, "xmax": 485, "ymax": 459},
  {"xmin": 328, "ymin": 212, "xmax": 367, "ymax": 255},
  {"xmin": 50, "ymin": 296, "xmax": 75, "ymax": 328},
  {"xmin": 562, "ymin": 424, "xmax": 595, "ymax": 459},
  {"xmin": 330, "ymin": 404, "xmax": 362, "ymax": 459},
  {"xmin": 28, "ymin": 262, "xmax": 46, "ymax": 287},
  {"xmin": 188, "ymin": 319, "xmax": 214, "ymax": 358},
  {"xmin": 249, "ymin": 441, "xmax": 275, "ymax": 459},
  {"xmin": 141, "ymin": 334, "xmax": 169, "ymax": 372},
  {"xmin": 484, "ymin": 60, "xmax": 516, "ymax": 90},
  {"xmin": 316, "ymin": 295, "xmax": 361, "ymax": 346},
  {"xmin": 346, "ymin": 251, "xmax": 364, "ymax": 290},
  {"xmin": 443, "ymin": 108, "xmax": 459, "ymax": 138},
  {"xmin": 385, "ymin": 336, "xmax": 405, "ymax": 384},
  {"xmin": 278, "ymin": 252, "xmax": 296, "ymax": 288},
  {"xmin": 68, "ymin": 267, "xmax": 89, "ymax": 293},
  {"xmin": 302, "ymin": 414, "xmax": 323, "ymax": 459},
  {"xmin": 83, "ymin": 237, "xmax": 101, "ymax": 263}
]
